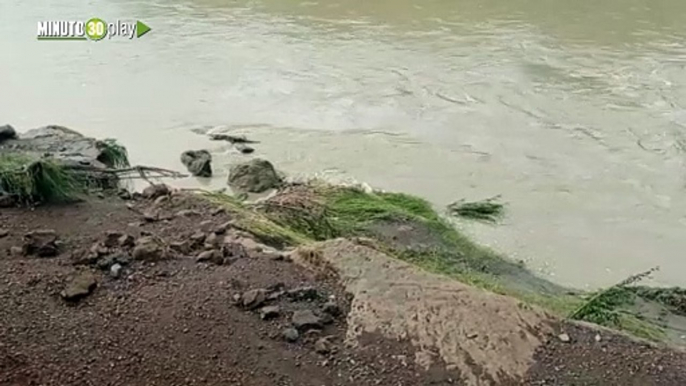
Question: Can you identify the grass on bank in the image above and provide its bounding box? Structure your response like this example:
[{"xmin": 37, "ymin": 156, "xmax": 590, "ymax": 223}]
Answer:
[
  {"xmin": 0, "ymin": 154, "xmax": 82, "ymax": 204},
  {"xmin": 447, "ymin": 196, "xmax": 505, "ymax": 223},
  {"xmin": 97, "ymin": 138, "xmax": 130, "ymax": 168}
]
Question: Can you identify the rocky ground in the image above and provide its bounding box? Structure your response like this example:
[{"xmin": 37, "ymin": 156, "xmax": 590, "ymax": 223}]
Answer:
[{"xmin": 1, "ymin": 188, "xmax": 685, "ymax": 386}]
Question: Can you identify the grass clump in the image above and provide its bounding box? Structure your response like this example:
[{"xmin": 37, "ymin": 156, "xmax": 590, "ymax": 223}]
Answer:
[
  {"xmin": 96, "ymin": 138, "xmax": 130, "ymax": 168},
  {"xmin": 0, "ymin": 154, "xmax": 82, "ymax": 204},
  {"xmin": 447, "ymin": 196, "xmax": 505, "ymax": 223}
]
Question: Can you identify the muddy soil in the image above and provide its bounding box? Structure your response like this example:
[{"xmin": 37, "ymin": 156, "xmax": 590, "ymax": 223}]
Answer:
[{"xmin": 1, "ymin": 191, "xmax": 685, "ymax": 385}]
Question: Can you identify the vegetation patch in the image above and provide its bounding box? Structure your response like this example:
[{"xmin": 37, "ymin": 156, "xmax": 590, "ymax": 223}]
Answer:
[
  {"xmin": 96, "ymin": 138, "xmax": 130, "ymax": 168},
  {"xmin": 0, "ymin": 154, "xmax": 82, "ymax": 204},
  {"xmin": 447, "ymin": 196, "xmax": 505, "ymax": 223}
]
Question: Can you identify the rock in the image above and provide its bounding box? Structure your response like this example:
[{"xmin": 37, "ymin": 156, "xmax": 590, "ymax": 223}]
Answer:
[
  {"xmin": 221, "ymin": 242, "xmax": 249, "ymax": 260},
  {"xmin": 595, "ymin": 334, "xmax": 602, "ymax": 342},
  {"xmin": 110, "ymin": 263, "xmax": 123, "ymax": 278},
  {"xmin": 558, "ymin": 333, "xmax": 571, "ymax": 343},
  {"xmin": 210, "ymin": 207, "xmax": 226, "ymax": 216},
  {"xmin": 320, "ymin": 313, "xmax": 334, "ymax": 325},
  {"xmin": 322, "ymin": 302, "xmax": 341, "ymax": 317},
  {"xmin": 117, "ymin": 189, "xmax": 132, "ymax": 200},
  {"xmin": 61, "ymin": 271, "xmax": 97, "ymax": 301},
  {"xmin": 154, "ymin": 195, "xmax": 169, "ymax": 205},
  {"xmin": 90, "ymin": 242, "xmax": 109, "ymax": 257},
  {"xmin": 214, "ymin": 221, "xmax": 234, "ymax": 235},
  {"xmin": 196, "ymin": 249, "xmax": 224, "ymax": 265},
  {"xmin": 10, "ymin": 246, "xmax": 23, "ymax": 256},
  {"xmin": 118, "ymin": 234, "xmax": 135, "ymax": 248},
  {"xmin": 291, "ymin": 310, "xmax": 323, "ymax": 331},
  {"xmin": 142, "ymin": 184, "xmax": 170, "ymax": 200},
  {"xmin": 169, "ymin": 240, "xmax": 191, "ymax": 254},
  {"xmin": 235, "ymin": 143, "xmax": 254, "ymax": 154},
  {"xmin": 96, "ymin": 255, "xmax": 116, "ymax": 270},
  {"xmin": 181, "ymin": 150, "xmax": 212, "ymax": 177},
  {"xmin": 176, "ymin": 209, "xmax": 202, "ymax": 218},
  {"xmin": 314, "ymin": 337, "xmax": 333, "ymax": 355},
  {"xmin": 143, "ymin": 210, "xmax": 159, "ymax": 222},
  {"xmin": 199, "ymin": 220, "xmax": 214, "ymax": 232},
  {"xmin": 287, "ymin": 286, "xmax": 320, "ymax": 301},
  {"xmin": 227, "ymin": 158, "xmax": 282, "ymax": 194},
  {"xmin": 189, "ymin": 232, "xmax": 206, "ymax": 249},
  {"xmin": 103, "ymin": 231, "xmax": 124, "ymax": 248},
  {"xmin": 241, "ymin": 289, "xmax": 268, "ymax": 310},
  {"xmin": 0, "ymin": 124, "xmax": 18, "ymax": 142},
  {"xmin": 23, "ymin": 229, "xmax": 59, "ymax": 257},
  {"xmin": 205, "ymin": 232, "xmax": 220, "ymax": 249},
  {"xmin": 132, "ymin": 236, "xmax": 164, "ymax": 261},
  {"xmin": 282, "ymin": 328, "xmax": 300, "ymax": 342},
  {"xmin": 0, "ymin": 229, "xmax": 8, "ymax": 239},
  {"xmin": 260, "ymin": 306, "xmax": 281, "ymax": 320}
]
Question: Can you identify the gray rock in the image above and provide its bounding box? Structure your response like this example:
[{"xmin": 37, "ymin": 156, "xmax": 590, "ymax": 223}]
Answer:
[
  {"xmin": 176, "ymin": 209, "xmax": 202, "ymax": 218},
  {"xmin": 103, "ymin": 231, "xmax": 124, "ymax": 248},
  {"xmin": 0, "ymin": 124, "xmax": 17, "ymax": 142},
  {"xmin": 132, "ymin": 236, "xmax": 164, "ymax": 261},
  {"xmin": 110, "ymin": 263, "xmax": 123, "ymax": 278},
  {"xmin": 181, "ymin": 150, "xmax": 212, "ymax": 177},
  {"xmin": 314, "ymin": 337, "xmax": 333, "ymax": 354},
  {"xmin": 118, "ymin": 234, "xmax": 135, "ymax": 248},
  {"xmin": 22, "ymin": 229, "xmax": 59, "ymax": 257},
  {"xmin": 221, "ymin": 242, "xmax": 248, "ymax": 260},
  {"xmin": 227, "ymin": 158, "xmax": 282, "ymax": 194},
  {"xmin": 196, "ymin": 249, "xmax": 224, "ymax": 265},
  {"xmin": 260, "ymin": 305, "xmax": 281, "ymax": 320},
  {"xmin": 234, "ymin": 143, "xmax": 254, "ymax": 154},
  {"xmin": 61, "ymin": 271, "xmax": 97, "ymax": 301},
  {"xmin": 558, "ymin": 333, "xmax": 571, "ymax": 343},
  {"xmin": 241, "ymin": 289, "xmax": 268, "ymax": 310},
  {"xmin": 291, "ymin": 310, "xmax": 323, "ymax": 331},
  {"xmin": 10, "ymin": 246, "xmax": 23, "ymax": 256},
  {"xmin": 287, "ymin": 286, "xmax": 320, "ymax": 301},
  {"xmin": 142, "ymin": 184, "xmax": 170, "ymax": 200},
  {"xmin": 322, "ymin": 302, "xmax": 341, "ymax": 317},
  {"xmin": 169, "ymin": 240, "xmax": 191, "ymax": 254},
  {"xmin": 0, "ymin": 229, "xmax": 8, "ymax": 239},
  {"xmin": 282, "ymin": 328, "xmax": 300, "ymax": 342}
]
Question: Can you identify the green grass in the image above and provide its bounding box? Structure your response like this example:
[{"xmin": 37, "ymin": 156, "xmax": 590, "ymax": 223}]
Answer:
[
  {"xmin": 447, "ymin": 196, "xmax": 505, "ymax": 223},
  {"xmin": 0, "ymin": 154, "xmax": 82, "ymax": 204},
  {"xmin": 96, "ymin": 139, "xmax": 130, "ymax": 168}
]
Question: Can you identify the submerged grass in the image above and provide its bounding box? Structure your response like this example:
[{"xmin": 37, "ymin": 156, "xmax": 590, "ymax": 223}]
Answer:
[
  {"xmin": 0, "ymin": 154, "xmax": 82, "ymax": 203},
  {"xmin": 447, "ymin": 196, "xmax": 505, "ymax": 223},
  {"xmin": 96, "ymin": 138, "xmax": 130, "ymax": 168}
]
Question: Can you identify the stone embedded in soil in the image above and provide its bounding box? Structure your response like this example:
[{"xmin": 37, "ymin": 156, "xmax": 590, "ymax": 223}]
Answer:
[
  {"xmin": 169, "ymin": 240, "xmax": 192, "ymax": 254},
  {"xmin": 314, "ymin": 337, "xmax": 333, "ymax": 355},
  {"xmin": 205, "ymin": 233, "xmax": 220, "ymax": 248},
  {"xmin": 287, "ymin": 286, "xmax": 320, "ymax": 301},
  {"xmin": 189, "ymin": 232, "xmax": 206, "ymax": 248},
  {"xmin": 260, "ymin": 306, "xmax": 281, "ymax": 320},
  {"xmin": 291, "ymin": 310, "xmax": 323, "ymax": 331},
  {"xmin": 22, "ymin": 229, "xmax": 59, "ymax": 257},
  {"xmin": 214, "ymin": 221, "xmax": 232, "ymax": 235},
  {"xmin": 10, "ymin": 246, "xmax": 23, "ymax": 256},
  {"xmin": 221, "ymin": 242, "xmax": 249, "ymax": 260},
  {"xmin": 0, "ymin": 229, "xmax": 8, "ymax": 238},
  {"xmin": 110, "ymin": 263, "xmax": 123, "ymax": 278},
  {"xmin": 241, "ymin": 289, "xmax": 268, "ymax": 310},
  {"xmin": 199, "ymin": 220, "xmax": 214, "ymax": 232},
  {"xmin": 117, "ymin": 189, "xmax": 132, "ymax": 200},
  {"xmin": 61, "ymin": 271, "xmax": 97, "ymax": 301},
  {"xmin": 118, "ymin": 234, "xmax": 135, "ymax": 248},
  {"xmin": 282, "ymin": 328, "xmax": 300, "ymax": 342},
  {"xmin": 154, "ymin": 195, "xmax": 169, "ymax": 205},
  {"xmin": 558, "ymin": 333, "xmax": 571, "ymax": 343},
  {"xmin": 210, "ymin": 207, "xmax": 226, "ymax": 216},
  {"xmin": 196, "ymin": 249, "xmax": 224, "ymax": 265},
  {"xmin": 322, "ymin": 302, "xmax": 341, "ymax": 317},
  {"xmin": 142, "ymin": 184, "xmax": 170, "ymax": 200},
  {"xmin": 104, "ymin": 231, "xmax": 124, "ymax": 248},
  {"xmin": 176, "ymin": 209, "xmax": 202, "ymax": 218},
  {"xmin": 132, "ymin": 237, "xmax": 164, "ymax": 261},
  {"xmin": 143, "ymin": 210, "xmax": 159, "ymax": 222}
]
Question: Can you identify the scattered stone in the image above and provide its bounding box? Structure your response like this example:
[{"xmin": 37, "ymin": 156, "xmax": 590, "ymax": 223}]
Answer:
[
  {"xmin": 320, "ymin": 313, "xmax": 334, "ymax": 325},
  {"xmin": 0, "ymin": 229, "xmax": 8, "ymax": 239},
  {"xmin": 90, "ymin": 242, "xmax": 109, "ymax": 257},
  {"xmin": 214, "ymin": 221, "xmax": 232, "ymax": 235},
  {"xmin": 196, "ymin": 249, "xmax": 224, "ymax": 265},
  {"xmin": 110, "ymin": 263, "xmax": 123, "ymax": 278},
  {"xmin": 169, "ymin": 240, "xmax": 191, "ymax": 254},
  {"xmin": 176, "ymin": 209, "xmax": 202, "ymax": 218},
  {"xmin": 154, "ymin": 195, "xmax": 169, "ymax": 205},
  {"xmin": 221, "ymin": 242, "xmax": 249, "ymax": 260},
  {"xmin": 61, "ymin": 271, "xmax": 97, "ymax": 302},
  {"xmin": 227, "ymin": 158, "xmax": 282, "ymax": 194},
  {"xmin": 260, "ymin": 306, "xmax": 281, "ymax": 320},
  {"xmin": 142, "ymin": 184, "xmax": 170, "ymax": 200},
  {"xmin": 210, "ymin": 207, "xmax": 226, "ymax": 216},
  {"xmin": 132, "ymin": 237, "xmax": 164, "ymax": 261},
  {"xmin": 322, "ymin": 302, "xmax": 341, "ymax": 317},
  {"xmin": 199, "ymin": 220, "xmax": 214, "ymax": 232},
  {"xmin": 96, "ymin": 255, "xmax": 117, "ymax": 270},
  {"xmin": 117, "ymin": 189, "xmax": 132, "ymax": 200},
  {"xmin": 241, "ymin": 289, "xmax": 268, "ymax": 310},
  {"xmin": 10, "ymin": 246, "xmax": 23, "ymax": 256},
  {"xmin": 282, "ymin": 328, "xmax": 300, "ymax": 342},
  {"xmin": 595, "ymin": 334, "xmax": 602, "ymax": 342},
  {"xmin": 287, "ymin": 286, "xmax": 320, "ymax": 301},
  {"xmin": 118, "ymin": 234, "xmax": 135, "ymax": 248},
  {"xmin": 189, "ymin": 232, "xmax": 206, "ymax": 248},
  {"xmin": 103, "ymin": 231, "xmax": 124, "ymax": 248},
  {"xmin": 181, "ymin": 150, "xmax": 213, "ymax": 177},
  {"xmin": 558, "ymin": 333, "xmax": 571, "ymax": 343},
  {"xmin": 291, "ymin": 310, "xmax": 323, "ymax": 331},
  {"xmin": 314, "ymin": 337, "xmax": 333, "ymax": 355},
  {"xmin": 143, "ymin": 210, "xmax": 159, "ymax": 222},
  {"xmin": 0, "ymin": 124, "xmax": 18, "ymax": 142},
  {"xmin": 23, "ymin": 229, "xmax": 59, "ymax": 257},
  {"xmin": 205, "ymin": 232, "xmax": 220, "ymax": 248}
]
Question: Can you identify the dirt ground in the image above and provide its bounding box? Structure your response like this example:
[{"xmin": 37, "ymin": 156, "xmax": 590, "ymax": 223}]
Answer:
[{"xmin": 1, "ymin": 190, "xmax": 685, "ymax": 385}]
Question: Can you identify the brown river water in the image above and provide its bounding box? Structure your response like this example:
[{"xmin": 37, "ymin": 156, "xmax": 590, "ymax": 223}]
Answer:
[{"xmin": 1, "ymin": 0, "xmax": 686, "ymax": 289}]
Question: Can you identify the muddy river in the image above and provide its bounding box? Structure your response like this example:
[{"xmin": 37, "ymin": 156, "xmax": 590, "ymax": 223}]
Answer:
[{"xmin": 2, "ymin": 0, "xmax": 686, "ymax": 289}]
